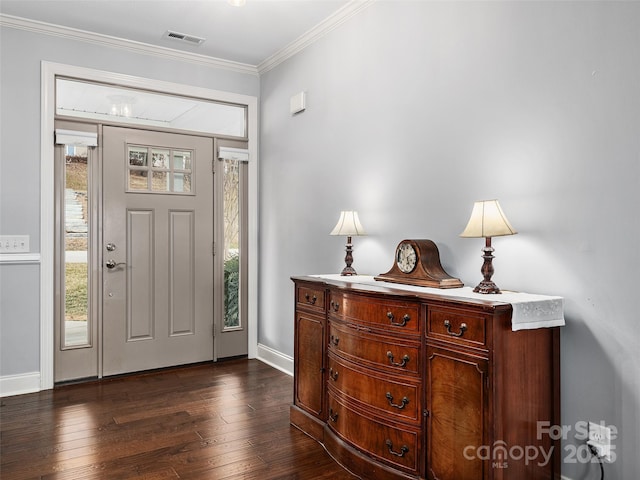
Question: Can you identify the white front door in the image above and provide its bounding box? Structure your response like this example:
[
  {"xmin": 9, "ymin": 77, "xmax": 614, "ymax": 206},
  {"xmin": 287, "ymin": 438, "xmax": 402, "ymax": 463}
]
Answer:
[{"xmin": 102, "ymin": 126, "xmax": 214, "ymax": 376}]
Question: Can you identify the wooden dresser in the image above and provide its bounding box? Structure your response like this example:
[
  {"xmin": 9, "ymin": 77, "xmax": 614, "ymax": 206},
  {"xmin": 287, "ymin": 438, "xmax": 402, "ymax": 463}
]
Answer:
[{"xmin": 290, "ymin": 275, "xmax": 561, "ymax": 480}]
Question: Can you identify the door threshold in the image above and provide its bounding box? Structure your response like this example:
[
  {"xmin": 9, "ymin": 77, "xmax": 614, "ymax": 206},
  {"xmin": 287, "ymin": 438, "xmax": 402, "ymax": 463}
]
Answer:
[
  {"xmin": 216, "ymin": 354, "xmax": 248, "ymax": 362},
  {"xmin": 55, "ymin": 361, "xmax": 221, "ymax": 388}
]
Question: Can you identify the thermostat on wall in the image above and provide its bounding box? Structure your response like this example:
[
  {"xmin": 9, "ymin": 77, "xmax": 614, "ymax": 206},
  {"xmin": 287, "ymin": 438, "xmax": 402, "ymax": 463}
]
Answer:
[{"xmin": 290, "ymin": 92, "xmax": 306, "ymax": 115}]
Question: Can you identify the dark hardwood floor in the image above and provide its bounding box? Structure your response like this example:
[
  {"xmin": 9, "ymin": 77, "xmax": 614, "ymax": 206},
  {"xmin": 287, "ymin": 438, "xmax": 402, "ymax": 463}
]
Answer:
[{"xmin": 0, "ymin": 359, "xmax": 358, "ymax": 480}]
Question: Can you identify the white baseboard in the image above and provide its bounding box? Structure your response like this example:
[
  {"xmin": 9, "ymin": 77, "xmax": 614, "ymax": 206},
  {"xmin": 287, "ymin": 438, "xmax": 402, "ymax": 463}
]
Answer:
[
  {"xmin": 0, "ymin": 371, "xmax": 41, "ymax": 397},
  {"xmin": 256, "ymin": 343, "xmax": 293, "ymax": 376}
]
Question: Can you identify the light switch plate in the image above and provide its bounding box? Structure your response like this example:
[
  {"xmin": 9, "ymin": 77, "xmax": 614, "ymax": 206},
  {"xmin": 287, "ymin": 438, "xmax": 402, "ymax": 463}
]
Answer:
[{"xmin": 0, "ymin": 235, "xmax": 30, "ymax": 253}]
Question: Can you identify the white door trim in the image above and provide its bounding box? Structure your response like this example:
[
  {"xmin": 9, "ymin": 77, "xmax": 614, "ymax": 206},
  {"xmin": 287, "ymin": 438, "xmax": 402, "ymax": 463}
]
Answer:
[{"xmin": 40, "ymin": 61, "xmax": 259, "ymax": 390}]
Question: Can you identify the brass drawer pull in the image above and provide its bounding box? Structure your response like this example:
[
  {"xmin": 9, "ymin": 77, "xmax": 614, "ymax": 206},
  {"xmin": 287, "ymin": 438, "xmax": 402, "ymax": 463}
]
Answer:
[
  {"xmin": 330, "ymin": 335, "xmax": 340, "ymax": 346},
  {"xmin": 385, "ymin": 392, "xmax": 409, "ymax": 410},
  {"xmin": 330, "ymin": 300, "xmax": 340, "ymax": 312},
  {"xmin": 387, "ymin": 351, "xmax": 410, "ymax": 368},
  {"xmin": 444, "ymin": 320, "xmax": 467, "ymax": 337},
  {"xmin": 329, "ymin": 408, "xmax": 339, "ymax": 423},
  {"xmin": 385, "ymin": 439, "xmax": 409, "ymax": 457},
  {"xmin": 387, "ymin": 312, "xmax": 410, "ymax": 327},
  {"xmin": 304, "ymin": 293, "xmax": 317, "ymax": 305},
  {"xmin": 329, "ymin": 368, "xmax": 339, "ymax": 381}
]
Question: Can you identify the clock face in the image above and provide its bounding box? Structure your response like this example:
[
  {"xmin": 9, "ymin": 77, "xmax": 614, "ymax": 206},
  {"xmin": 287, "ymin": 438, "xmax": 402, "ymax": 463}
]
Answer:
[{"xmin": 396, "ymin": 242, "xmax": 417, "ymax": 274}]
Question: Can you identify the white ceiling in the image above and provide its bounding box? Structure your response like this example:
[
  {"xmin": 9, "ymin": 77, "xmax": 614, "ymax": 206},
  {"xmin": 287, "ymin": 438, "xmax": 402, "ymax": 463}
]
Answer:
[{"xmin": 0, "ymin": 0, "xmax": 350, "ymax": 66}]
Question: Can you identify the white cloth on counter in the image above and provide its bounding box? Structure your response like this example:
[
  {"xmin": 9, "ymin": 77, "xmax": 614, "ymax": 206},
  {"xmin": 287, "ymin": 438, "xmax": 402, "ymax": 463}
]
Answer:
[{"xmin": 310, "ymin": 274, "xmax": 565, "ymax": 332}]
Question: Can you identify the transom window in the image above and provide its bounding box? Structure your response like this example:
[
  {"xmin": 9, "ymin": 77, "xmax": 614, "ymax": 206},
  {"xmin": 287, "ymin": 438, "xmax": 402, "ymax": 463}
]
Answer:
[
  {"xmin": 56, "ymin": 78, "xmax": 247, "ymax": 138},
  {"xmin": 127, "ymin": 145, "xmax": 193, "ymax": 194}
]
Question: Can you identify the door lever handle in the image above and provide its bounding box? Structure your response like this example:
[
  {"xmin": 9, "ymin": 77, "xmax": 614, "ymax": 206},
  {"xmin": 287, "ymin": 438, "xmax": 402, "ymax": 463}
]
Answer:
[{"xmin": 105, "ymin": 259, "xmax": 126, "ymax": 269}]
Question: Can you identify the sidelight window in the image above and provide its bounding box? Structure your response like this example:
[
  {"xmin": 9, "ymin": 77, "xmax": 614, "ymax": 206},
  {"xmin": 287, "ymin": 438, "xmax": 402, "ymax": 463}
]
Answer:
[{"xmin": 60, "ymin": 144, "xmax": 91, "ymax": 347}]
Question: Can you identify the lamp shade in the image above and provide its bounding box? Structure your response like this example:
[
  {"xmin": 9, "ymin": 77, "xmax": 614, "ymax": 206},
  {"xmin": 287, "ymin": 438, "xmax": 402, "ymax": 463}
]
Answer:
[
  {"xmin": 460, "ymin": 200, "xmax": 517, "ymax": 238},
  {"xmin": 330, "ymin": 211, "xmax": 366, "ymax": 236}
]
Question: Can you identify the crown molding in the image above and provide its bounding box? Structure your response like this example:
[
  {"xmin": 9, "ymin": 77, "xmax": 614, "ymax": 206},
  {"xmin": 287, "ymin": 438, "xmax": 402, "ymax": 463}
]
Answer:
[
  {"xmin": 0, "ymin": 14, "xmax": 259, "ymax": 76},
  {"xmin": 1, "ymin": 0, "xmax": 374, "ymax": 78},
  {"xmin": 257, "ymin": 0, "xmax": 375, "ymax": 75}
]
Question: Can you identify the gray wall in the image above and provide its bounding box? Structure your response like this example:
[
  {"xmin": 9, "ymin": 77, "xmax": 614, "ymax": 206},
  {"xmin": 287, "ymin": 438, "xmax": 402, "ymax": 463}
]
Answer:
[
  {"xmin": 0, "ymin": 25, "xmax": 259, "ymax": 376},
  {"xmin": 259, "ymin": 2, "xmax": 639, "ymax": 479},
  {"xmin": 2, "ymin": 2, "xmax": 639, "ymax": 478}
]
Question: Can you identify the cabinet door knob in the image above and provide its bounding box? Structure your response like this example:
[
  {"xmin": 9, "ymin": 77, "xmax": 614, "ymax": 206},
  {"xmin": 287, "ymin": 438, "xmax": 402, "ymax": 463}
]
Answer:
[
  {"xmin": 304, "ymin": 293, "xmax": 317, "ymax": 305},
  {"xmin": 444, "ymin": 319, "xmax": 467, "ymax": 337},
  {"xmin": 329, "ymin": 368, "xmax": 339, "ymax": 381},
  {"xmin": 329, "ymin": 408, "xmax": 339, "ymax": 423}
]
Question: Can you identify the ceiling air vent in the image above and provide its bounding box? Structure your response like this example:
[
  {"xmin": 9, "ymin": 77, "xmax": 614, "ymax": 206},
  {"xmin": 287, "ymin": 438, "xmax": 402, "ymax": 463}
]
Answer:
[{"xmin": 163, "ymin": 30, "xmax": 206, "ymax": 46}]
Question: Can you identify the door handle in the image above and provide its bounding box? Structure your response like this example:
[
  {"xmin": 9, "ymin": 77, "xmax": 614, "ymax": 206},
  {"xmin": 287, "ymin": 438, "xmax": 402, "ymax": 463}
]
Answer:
[{"xmin": 105, "ymin": 259, "xmax": 126, "ymax": 269}]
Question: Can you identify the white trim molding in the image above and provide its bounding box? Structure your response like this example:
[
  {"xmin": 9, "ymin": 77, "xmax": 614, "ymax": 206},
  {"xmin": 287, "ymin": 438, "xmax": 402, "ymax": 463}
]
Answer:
[
  {"xmin": 40, "ymin": 61, "xmax": 259, "ymax": 391},
  {"xmin": 0, "ymin": 253, "xmax": 40, "ymax": 264},
  {"xmin": 1, "ymin": 14, "xmax": 258, "ymax": 75},
  {"xmin": 0, "ymin": 372, "xmax": 41, "ymax": 397},
  {"xmin": 2, "ymin": 1, "xmax": 374, "ymax": 77},
  {"xmin": 257, "ymin": 0, "xmax": 376, "ymax": 74},
  {"xmin": 257, "ymin": 344, "xmax": 293, "ymax": 377}
]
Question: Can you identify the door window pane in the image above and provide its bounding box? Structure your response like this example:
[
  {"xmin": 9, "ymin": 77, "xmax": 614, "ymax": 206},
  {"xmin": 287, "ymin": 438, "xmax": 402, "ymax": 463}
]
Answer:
[
  {"xmin": 127, "ymin": 145, "xmax": 193, "ymax": 194},
  {"xmin": 152, "ymin": 149, "xmax": 170, "ymax": 168},
  {"xmin": 173, "ymin": 151, "xmax": 191, "ymax": 169},
  {"xmin": 63, "ymin": 147, "xmax": 90, "ymax": 347},
  {"xmin": 129, "ymin": 146, "xmax": 148, "ymax": 166},
  {"xmin": 129, "ymin": 170, "xmax": 148, "ymax": 190},
  {"xmin": 152, "ymin": 171, "xmax": 170, "ymax": 192},
  {"xmin": 174, "ymin": 173, "xmax": 191, "ymax": 193}
]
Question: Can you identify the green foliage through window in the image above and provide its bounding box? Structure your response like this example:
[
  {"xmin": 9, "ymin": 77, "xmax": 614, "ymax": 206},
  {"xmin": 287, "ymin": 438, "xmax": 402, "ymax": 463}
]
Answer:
[{"xmin": 224, "ymin": 254, "xmax": 240, "ymax": 328}]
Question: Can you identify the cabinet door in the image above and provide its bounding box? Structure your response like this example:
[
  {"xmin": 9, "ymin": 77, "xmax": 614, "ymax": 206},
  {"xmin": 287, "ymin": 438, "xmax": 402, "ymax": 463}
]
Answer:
[
  {"xmin": 294, "ymin": 311, "xmax": 326, "ymax": 418},
  {"xmin": 426, "ymin": 346, "xmax": 489, "ymax": 480}
]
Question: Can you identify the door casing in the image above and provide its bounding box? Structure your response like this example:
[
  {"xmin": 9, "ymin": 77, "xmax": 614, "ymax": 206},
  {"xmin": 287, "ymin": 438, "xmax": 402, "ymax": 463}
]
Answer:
[{"xmin": 41, "ymin": 62, "xmax": 259, "ymax": 389}]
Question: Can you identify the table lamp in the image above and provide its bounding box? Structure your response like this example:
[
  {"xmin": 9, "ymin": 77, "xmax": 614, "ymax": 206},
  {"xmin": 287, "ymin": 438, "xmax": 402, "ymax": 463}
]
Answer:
[
  {"xmin": 330, "ymin": 211, "xmax": 366, "ymax": 276},
  {"xmin": 460, "ymin": 199, "xmax": 517, "ymax": 294}
]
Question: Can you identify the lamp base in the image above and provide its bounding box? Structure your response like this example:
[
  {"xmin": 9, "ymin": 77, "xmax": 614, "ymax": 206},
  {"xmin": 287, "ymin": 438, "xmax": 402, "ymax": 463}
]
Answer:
[
  {"xmin": 339, "ymin": 236, "xmax": 357, "ymax": 276},
  {"xmin": 340, "ymin": 266, "xmax": 357, "ymax": 276},
  {"xmin": 473, "ymin": 280, "xmax": 501, "ymax": 294},
  {"xmin": 473, "ymin": 238, "xmax": 501, "ymax": 294}
]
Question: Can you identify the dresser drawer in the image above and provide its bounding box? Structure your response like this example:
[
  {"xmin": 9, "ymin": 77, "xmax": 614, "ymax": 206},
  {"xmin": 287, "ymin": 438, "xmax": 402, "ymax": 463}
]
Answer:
[
  {"xmin": 427, "ymin": 306, "xmax": 487, "ymax": 348},
  {"xmin": 328, "ymin": 353, "xmax": 421, "ymax": 423},
  {"xmin": 327, "ymin": 392, "xmax": 420, "ymax": 474},
  {"xmin": 295, "ymin": 284, "xmax": 326, "ymax": 313},
  {"xmin": 329, "ymin": 320, "xmax": 421, "ymax": 377},
  {"xmin": 329, "ymin": 291, "xmax": 420, "ymax": 335}
]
